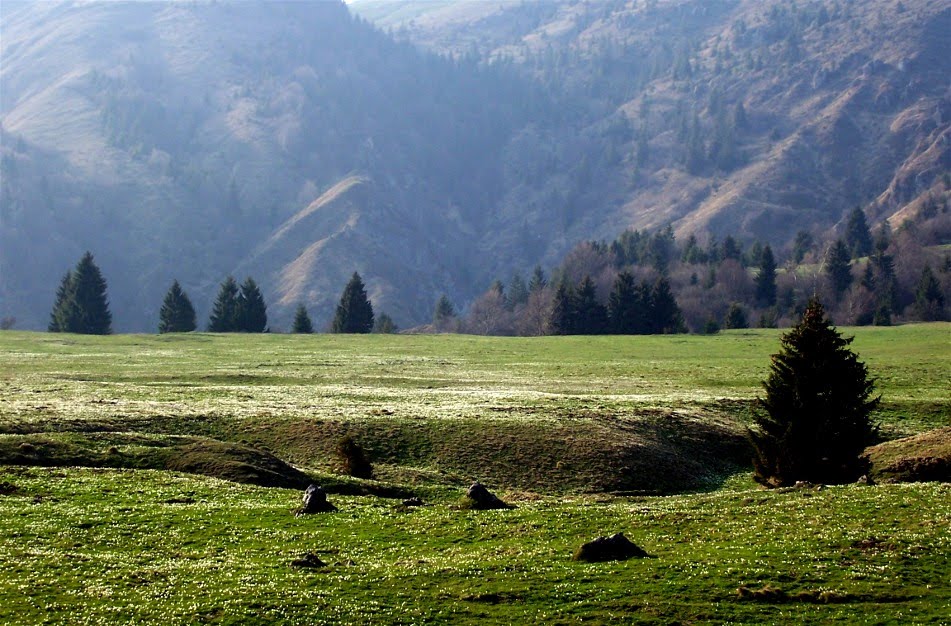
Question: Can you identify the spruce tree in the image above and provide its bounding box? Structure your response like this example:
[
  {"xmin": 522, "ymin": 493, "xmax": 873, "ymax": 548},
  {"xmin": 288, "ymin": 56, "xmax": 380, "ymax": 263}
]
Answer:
[
  {"xmin": 433, "ymin": 295, "xmax": 456, "ymax": 328},
  {"xmin": 528, "ymin": 265, "xmax": 547, "ymax": 293},
  {"xmin": 574, "ymin": 276, "xmax": 607, "ymax": 335},
  {"xmin": 507, "ymin": 272, "xmax": 529, "ymax": 309},
  {"xmin": 548, "ymin": 281, "xmax": 577, "ymax": 335},
  {"xmin": 49, "ymin": 271, "xmax": 75, "ymax": 332},
  {"xmin": 236, "ymin": 277, "xmax": 267, "ymax": 332},
  {"xmin": 373, "ymin": 312, "xmax": 398, "ymax": 334},
  {"xmin": 292, "ymin": 304, "xmax": 314, "ymax": 334},
  {"xmin": 754, "ymin": 244, "xmax": 777, "ymax": 306},
  {"xmin": 634, "ymin": 280, "xmax": 654, "ymax": 334},
  {"xmin": 608, "ymin": 271, "xmax": 645, "ymax": 334},
  {"xmin": 825, "ymin": 239, "xmax": 853, "ymax": 297},
  {"xmin": 208, "ymin": 276, "xmax": 240, "ymax": 332},
  {"xmin": 72, "ymin": 252, "xmax": 112, "ymax": 334},
  {"xmin": 793, "ymin": 231, "xmax": 813, "ymax": 264},
  {"xmin": 649, "ymin": 277, "xmax": 686, "ymax": 334},
  {"xmin": 724, "ymin": 303, "xmax": 749, "ymax": 329},
  {"xmin": 681, "ymin": 234, "xmax": 707, "ymax": 264},
  {"xmin": 914, "ymin": 266, "xmax": 945, "ymax": 321},
  {"xmin": 332, "ymin": 272, "xmax": 374, "ymax": 333},
  {"xmin": 719, "ymin": 235, "xmax": 742, "ymax": 263},
  {"xmin": 872, "ymin": 250, "xmax": 899, "ymax": 313},
  {"xmin": 158, "ymin": 280, "xmax": 197, "ymax": 333},
  {"xmin": 49, "ymin": 253, "xmax": 111, "ymax": 334},
  {"xmin": 844, "ymin": 207, "xmax": 873, "ymax": 259},
  {"xmin": 750, "ymin": 298, "xmax": 879, "ymax": 487}
]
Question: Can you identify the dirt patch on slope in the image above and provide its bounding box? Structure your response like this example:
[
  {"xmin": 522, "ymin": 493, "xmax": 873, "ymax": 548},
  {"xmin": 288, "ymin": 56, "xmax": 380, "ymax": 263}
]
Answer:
[{"xmin": 862, "ymin": 427, "xmax": 951, "ymax": 484}]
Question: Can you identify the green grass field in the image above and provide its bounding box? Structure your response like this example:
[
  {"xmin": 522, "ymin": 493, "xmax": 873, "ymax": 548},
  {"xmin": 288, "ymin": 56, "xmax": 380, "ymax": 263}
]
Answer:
[{"xmin": 0, "ymin": 325, "xmax": 948, "ymax": 623}]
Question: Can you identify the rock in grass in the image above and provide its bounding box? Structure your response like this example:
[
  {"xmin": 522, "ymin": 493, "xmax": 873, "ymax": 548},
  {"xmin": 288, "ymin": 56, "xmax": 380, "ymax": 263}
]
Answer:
[
  {"xmin": 401, "ymin": 497, "xmax": 424, "ymax": 507},
  {"xmin": 572, "ymin": 532, "xmax": 649, "ymax": 562},
  {"xmin": 290, "ymin": 553, "xmax": 327, "ymax": 569},
  {"xmin": 464, "ymin": 482, "xmax": 513, "ymax": 510},
  {"xmin": 296, "ymin": 484, "xmax": 337, "ymax": 516}
]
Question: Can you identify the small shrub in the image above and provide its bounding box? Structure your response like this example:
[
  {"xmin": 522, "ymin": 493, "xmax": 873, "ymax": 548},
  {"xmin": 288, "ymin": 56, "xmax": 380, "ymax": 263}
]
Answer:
[{"xmin": 336, "ymin": 435, "xmax": 373, "ymax": 479}]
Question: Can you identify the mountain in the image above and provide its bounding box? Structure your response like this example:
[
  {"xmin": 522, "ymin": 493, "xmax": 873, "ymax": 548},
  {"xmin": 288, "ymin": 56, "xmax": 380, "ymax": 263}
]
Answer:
[
  {"xmin": 1, "ymin": 0, "xmax": 549, "ymax": 331},
  {"xmin": 356, "ymin": 0, "xmax": 951, "ymax": 239},
  {"xmin": 2, "ymin": 0, "xmax": 949, "ymax": 331}
]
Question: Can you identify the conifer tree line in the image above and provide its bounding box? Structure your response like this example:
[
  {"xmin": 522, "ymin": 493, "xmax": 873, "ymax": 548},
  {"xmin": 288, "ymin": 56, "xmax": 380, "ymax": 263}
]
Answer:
[
  {"xmin": 41, "ymin": 202, "xmax": 950, "ymax": 336},
  {"xmin": 452, "ymin": 205, "xmax": 950, "ymax": 336},
  {"xmin": 47, "ymin": 255, "xmax": 385, "ymax": 335}
]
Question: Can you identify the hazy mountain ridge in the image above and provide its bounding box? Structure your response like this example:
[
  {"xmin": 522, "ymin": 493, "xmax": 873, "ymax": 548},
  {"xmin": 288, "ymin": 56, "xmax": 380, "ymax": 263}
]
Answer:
[
  {"xmin": 1, "ymin": 0, "xmax": 542, "ymax": 330},
  {"xmin": 362, "ymin": 0, "xmax": 950, "ymax": 242},
  {"xmin": 1, "ymin": 0, "xmax": 948, "ymax": 331}
]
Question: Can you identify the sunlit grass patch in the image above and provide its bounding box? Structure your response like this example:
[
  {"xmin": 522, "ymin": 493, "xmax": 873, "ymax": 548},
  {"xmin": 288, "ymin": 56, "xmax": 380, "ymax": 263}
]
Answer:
[{"xmin": 0, "ymin": 468, "xmax": 947, "ymax": 624}]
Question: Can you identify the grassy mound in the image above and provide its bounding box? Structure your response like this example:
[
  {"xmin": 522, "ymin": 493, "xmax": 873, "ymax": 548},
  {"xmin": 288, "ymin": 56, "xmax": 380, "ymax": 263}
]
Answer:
[
  {"xmin": 164, "ymin": 439, "xmax": 312, "ymax": 489},
  {"xmin": 863, "ymin": 427, "xmax": 951, "ymax": 484},
  {"xmin": 0, "ymin": 433, "xmax": 311, "ymax": 489},
  {"xmin": 248, "ymin": 411, "xmax": 751, "ymax": 495}
]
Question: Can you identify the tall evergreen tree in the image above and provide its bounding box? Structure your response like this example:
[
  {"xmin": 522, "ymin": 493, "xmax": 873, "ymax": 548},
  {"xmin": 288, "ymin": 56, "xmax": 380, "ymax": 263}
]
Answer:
[
  {"xmin": 608, "ymin": 271, "xmax": 646, "ymax": 334},
  {"xmin": 635, "ymin": 280, "xmax": 655, "ymax": 333},
  {"xmin": 873, "ymin": 223, "xmax": 891, "ymax": 256},
  {"xmin": 548, "ymin": 280, "xmax": 577, "ymax": 335},
  {"xmin": 49, "ymin": 252, "xmax": 111, "ymax": 334},
  {"xmin": 751, "ymin": 298, "xmax": 879, "ymax": 487},
  {"xmin": 792, "ymin": 230, "xmax": 814, "ymax": 264},
  {"xmin": 332, "ymin": 272, "xmax": 374, "ymax": 333},
  {"xmin": 292, "ymin": 304, "xmax": 314, "ymax": 334},
  {"xmin": 236, "ymin": 277, "xmax": 268, "ymax": 332},
  {"xmin": 872, "ymin": 248, "xmax": 899, "ymax": 310},
  {"xmin": 844, "ymin": 207, "xmax": 873, "ymax": 259},
  {"xmin": 681, "ymin": 234, "xmax": 707, "ymax": 264},
  {"xmin": 208, "ymin": 276, "xmax": 240, "ymax": 332},
  {"xmin": 48, "ymin": 271, "xmax": 75, "ymax": 332},
  {"xmin": 373, "ymin": 312, "xmax": 398, "ymax": 334},
  {"xmin": 914, "ymin": 266, "xmax": 945, "ymax": 321},
  {"xmin": 754, "ymin": 244, "xmax": 777, "ymax": 306},
  {"xmin": 719, "ymin": 235, "xmax": 742, "ymax": 263},
  {"xmin": 158, "ymin": 280, "xmax": 197, "ymax": 333},
  {"xmin": 825, "ymin": 239, "xmax": 853, "ymax": 297},
  {"xmin": 647, "ymin": 227, "xmax": 676, "ymax": 273},
  {"xmin": 746, "ymin": 241, "xmax": 764, "ymax": 267},
  {"xmin": 507, "ymin": 272, "xmax": 529, "ymax": 310},
  {"xmin": 649, "ymin": 277, "xmax": 686, "ymax": 334},
  {"xmin": 860, "ymin": 263, "xmax": 876, "ymax": 291},
  {"xmin": 528, "ymin": 265, "xmax": 547, "ymax": 293},
  {"xmin": 433, "ymin": 294, "xmax": 456, "ymax": 328},
  {"xmin": 574, "ymin": 276, "xmax": 608, "ymax": 335},
  {"xmin": 724, "ymin": 303, "xmax": 749, "ymax": 329}
]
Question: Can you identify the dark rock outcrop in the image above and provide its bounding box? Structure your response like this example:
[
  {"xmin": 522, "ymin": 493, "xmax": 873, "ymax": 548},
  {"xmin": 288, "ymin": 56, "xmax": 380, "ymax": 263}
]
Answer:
[
  {"xmin": 572, "ymin": 532, "xmax": 649, "ymax": 562},
  {"xmin": 464, "ymin": 482, "xmax": 513, "ymax": 510},
  {"xmin": 296, "ymin": 484, "xmax": 337, "ymax": 516}
]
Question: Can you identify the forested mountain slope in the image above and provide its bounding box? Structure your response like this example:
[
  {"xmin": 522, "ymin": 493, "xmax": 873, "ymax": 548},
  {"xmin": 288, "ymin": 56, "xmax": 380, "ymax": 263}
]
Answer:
[
  {"xmin": 359, "ymin": 0, "xmax": 949, "ymax": 235},
  {"xmin": 2, "ymin": 0, "xmax": 948, "ymax": 330},
  {"xmin": 0, "ymin": 0, "xmax": 546, "ymax": 330}
]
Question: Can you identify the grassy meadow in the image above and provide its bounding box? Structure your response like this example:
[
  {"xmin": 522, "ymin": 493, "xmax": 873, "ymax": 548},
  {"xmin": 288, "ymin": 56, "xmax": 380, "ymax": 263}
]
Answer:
[{"xmin": 0, "ymin": 324, "xmax": 948, "ymax": 623}]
